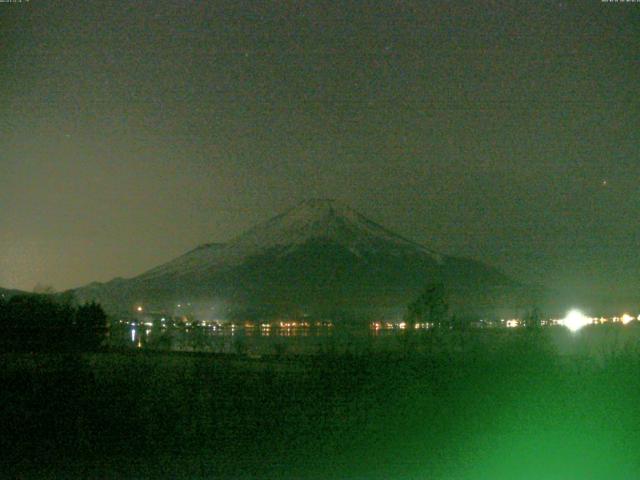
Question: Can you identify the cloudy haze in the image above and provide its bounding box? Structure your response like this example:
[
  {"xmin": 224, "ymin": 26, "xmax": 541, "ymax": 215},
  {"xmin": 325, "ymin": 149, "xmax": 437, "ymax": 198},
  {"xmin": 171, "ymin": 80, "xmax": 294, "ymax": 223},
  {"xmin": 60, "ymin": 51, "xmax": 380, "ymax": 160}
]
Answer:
[{"xmin": 1, "ymin": 1, "xmax": 638, "ymax": 307}]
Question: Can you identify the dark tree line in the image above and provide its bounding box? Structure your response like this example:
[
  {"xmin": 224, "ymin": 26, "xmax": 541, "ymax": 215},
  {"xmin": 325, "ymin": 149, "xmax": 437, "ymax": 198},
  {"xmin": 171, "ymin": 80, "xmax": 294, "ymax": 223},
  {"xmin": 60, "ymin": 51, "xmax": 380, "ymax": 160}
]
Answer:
[
  {"xmin": 0, "ymin": 294, "xmax": 108, "ymax": 352},
  {"xmin": 405, "ymin": 282, "xmax": 450, "ymax": 329}
]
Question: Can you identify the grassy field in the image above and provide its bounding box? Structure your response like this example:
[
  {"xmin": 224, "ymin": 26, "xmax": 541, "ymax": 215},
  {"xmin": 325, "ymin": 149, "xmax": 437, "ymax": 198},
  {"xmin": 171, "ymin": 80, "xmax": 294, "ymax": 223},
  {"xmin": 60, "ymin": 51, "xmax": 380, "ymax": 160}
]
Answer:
[{"xmin": 2, "ymin": 326, "xmax": 640, "ymax": 479}]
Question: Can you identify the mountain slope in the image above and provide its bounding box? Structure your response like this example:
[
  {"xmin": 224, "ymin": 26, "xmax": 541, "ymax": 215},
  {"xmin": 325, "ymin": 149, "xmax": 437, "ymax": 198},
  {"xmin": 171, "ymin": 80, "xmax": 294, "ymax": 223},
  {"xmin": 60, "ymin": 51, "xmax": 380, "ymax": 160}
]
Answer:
[
  {"xmin": 74, "ymin": 199, "xmax": 519, "ymax": 318},
  {"xmin": 138, "ymin": 199, "xmax": 442, "ymax": 281},
  {"xmin": 0, "ymin": 287, "xmax": 27, "ymax": 300}
]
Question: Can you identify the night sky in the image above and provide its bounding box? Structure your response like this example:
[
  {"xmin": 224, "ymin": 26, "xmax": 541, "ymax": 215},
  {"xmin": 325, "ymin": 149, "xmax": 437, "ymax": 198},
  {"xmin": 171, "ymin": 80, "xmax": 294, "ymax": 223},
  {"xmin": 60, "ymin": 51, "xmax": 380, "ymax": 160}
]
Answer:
[{"xmin": 1, "ymin": 1, "xmax": 638, "ymax": 306}]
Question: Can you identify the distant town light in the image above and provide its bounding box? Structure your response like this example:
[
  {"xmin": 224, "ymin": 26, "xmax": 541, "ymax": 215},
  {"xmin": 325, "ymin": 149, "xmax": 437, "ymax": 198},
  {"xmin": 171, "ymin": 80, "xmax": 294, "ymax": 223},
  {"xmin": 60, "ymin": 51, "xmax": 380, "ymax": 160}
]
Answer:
[
  {"xmin": 562, "ymin": 309, "xmax": 590, "ymax": 332},
  {"xmin": 621, "ymin": 314, "xmax": 634, "ymax": 325}
]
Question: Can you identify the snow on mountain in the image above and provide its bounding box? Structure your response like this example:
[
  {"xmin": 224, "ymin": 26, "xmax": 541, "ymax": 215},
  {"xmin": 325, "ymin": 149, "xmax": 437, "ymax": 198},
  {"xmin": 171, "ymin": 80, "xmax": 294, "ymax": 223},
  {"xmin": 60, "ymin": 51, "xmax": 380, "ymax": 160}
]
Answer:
[
  {"xmin": 137, "ymin": 242, "xmax": 227, "ymax": 280},
  {"xmin": 230, "ymin": 199, "xmax": 442, "ymax": 259},
  {"xmin": 73, "ymin": 199, "xmax": 518, "ymax": 316},
  {"xmin": 137, "ymin": 199, "xmax": 442, "ymax": 281}
]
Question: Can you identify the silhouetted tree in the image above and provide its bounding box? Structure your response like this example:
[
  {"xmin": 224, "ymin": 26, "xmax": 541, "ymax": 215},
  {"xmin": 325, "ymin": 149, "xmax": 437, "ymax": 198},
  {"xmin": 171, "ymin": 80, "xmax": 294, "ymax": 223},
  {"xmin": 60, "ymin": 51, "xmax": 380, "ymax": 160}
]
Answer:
[
  {"xmin": 523, "ymin": 306, "xmax": 542, "ymax": 330},
  {"xmin": 405, "ymin": 282, "xmax": 450, "ymax": 329},
  {"xmin": 75, "ymin": 302, "xmax": 108, "ymax": 351},
  {"xmin": 0, "ymin": 294, "xmax": 108, "ymax": 352},
  {"xmin": 189, "ymin": 324, "xmax": 211, "ymax": 351},
  {"xmin": 154, "ymin": 329, "xmax": 173, "ymax": 350}
]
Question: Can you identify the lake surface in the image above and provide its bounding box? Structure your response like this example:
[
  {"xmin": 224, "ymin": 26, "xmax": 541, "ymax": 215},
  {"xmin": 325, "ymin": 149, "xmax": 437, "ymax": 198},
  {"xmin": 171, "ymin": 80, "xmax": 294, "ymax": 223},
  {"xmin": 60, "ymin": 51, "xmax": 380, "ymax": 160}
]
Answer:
[
  {"xmin": 108, "ymin": 319, "xmax": 640, "ymax": 359},
  {"xmin": 111, "ymin": 320, "xmax": 421, "ymax": 355}
]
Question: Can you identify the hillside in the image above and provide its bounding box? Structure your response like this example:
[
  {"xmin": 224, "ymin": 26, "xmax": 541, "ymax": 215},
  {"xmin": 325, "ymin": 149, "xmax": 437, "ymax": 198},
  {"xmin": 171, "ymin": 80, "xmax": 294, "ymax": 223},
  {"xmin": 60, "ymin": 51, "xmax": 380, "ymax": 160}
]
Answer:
[{"xmin": 74, "ymin": 200, "xmax": 524, "ymax": 319}]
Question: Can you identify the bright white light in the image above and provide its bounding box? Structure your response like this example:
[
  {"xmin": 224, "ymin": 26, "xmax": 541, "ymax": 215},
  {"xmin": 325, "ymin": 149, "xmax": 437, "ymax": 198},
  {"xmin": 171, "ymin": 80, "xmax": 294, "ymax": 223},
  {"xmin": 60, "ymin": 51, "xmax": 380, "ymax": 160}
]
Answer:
[
  {"xmin": 131, "ymin": 328, "xmax": 136, "ymax": 342},
  {"xmin": 621, "ymin": 314, "xmax": 633, "ymax": 325},
  {"xmin": 136, "ymin": 306, "xmax": 143, "ymax": 312},
  {"xmin": 562, "ymin": 309, "xmax": 589, "ymax": 332}
]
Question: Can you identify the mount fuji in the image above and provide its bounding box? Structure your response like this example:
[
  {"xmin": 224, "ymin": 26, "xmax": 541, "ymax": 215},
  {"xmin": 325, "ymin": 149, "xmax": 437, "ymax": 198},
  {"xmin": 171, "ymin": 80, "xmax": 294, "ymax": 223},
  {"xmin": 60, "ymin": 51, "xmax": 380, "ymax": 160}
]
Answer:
[{"xmin": 74, "ymin": 199, "xmax": 521, "ymax": 319}]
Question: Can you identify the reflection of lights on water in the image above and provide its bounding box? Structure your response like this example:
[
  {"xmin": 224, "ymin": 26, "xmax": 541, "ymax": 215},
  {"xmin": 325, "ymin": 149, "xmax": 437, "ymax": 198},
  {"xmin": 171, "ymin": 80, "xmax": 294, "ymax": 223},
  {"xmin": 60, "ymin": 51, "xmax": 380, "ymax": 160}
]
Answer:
[
  {"xmin": 123, "ymin": 310, "xmax": 640, "ymax": 350},
  {"xmin": 372, "ymin": 321, "xmax": 432, "ymax": 331},
  {"xmin": 562, "ymin": 310, "xmax": 590, "ymax": 332}
]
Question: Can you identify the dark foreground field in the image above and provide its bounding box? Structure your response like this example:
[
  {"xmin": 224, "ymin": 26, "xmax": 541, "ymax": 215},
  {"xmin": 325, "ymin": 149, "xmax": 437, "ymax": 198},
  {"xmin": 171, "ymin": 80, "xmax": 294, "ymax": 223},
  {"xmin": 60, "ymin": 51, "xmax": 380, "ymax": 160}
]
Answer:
[{"xmin": 2, "ymin": 328, "xmax": 640, "ymax": 479}]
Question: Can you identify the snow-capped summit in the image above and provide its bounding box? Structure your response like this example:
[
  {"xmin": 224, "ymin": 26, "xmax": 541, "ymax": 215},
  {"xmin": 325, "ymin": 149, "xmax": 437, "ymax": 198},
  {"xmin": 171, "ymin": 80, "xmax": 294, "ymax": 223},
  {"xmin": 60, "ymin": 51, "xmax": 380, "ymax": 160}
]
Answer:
[
  {"xmin": 74, "ymin": 199, "xmax": 516, "ymax": 316},
  {"xmin": 230, "ymin": 199, "xmax": 441, "ymax": 259},
  {"xmin": 139, "ymin": 199, "xmax": 441, "ymax": 281}
]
